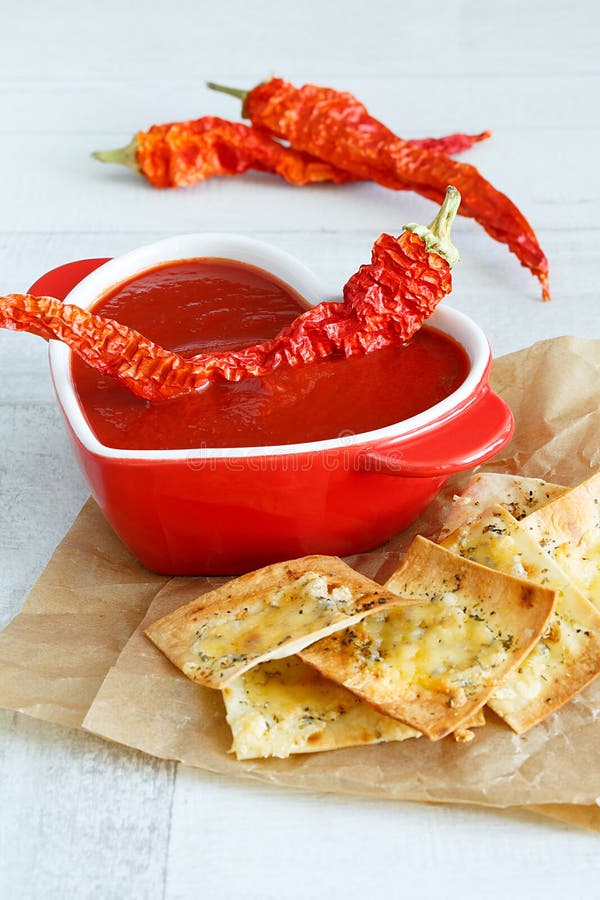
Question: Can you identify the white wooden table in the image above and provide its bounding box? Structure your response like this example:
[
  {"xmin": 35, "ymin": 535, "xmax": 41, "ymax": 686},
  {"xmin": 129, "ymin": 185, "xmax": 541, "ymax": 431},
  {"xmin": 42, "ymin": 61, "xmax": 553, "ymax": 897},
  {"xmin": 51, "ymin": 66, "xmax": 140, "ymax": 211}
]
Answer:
[{"xmin": 1, "ymin": 1, "xmax": 600, "ymax": 896}]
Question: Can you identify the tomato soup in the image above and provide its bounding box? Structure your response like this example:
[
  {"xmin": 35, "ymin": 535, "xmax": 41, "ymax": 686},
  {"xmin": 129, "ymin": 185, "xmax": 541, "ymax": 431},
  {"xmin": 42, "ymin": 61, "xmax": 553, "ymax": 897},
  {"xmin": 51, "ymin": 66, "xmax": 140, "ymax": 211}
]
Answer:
[{"xmin": 71, "ymin": 259, "xmax": 470, "ymax": 450}]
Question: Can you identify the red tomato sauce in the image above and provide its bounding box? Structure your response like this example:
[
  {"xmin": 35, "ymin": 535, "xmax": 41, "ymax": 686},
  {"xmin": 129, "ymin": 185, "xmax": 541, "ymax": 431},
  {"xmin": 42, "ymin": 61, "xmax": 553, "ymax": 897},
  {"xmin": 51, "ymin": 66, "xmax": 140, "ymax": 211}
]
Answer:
[{"xmin": 71, "ymin": 259, "xmax": 470, "ymax": 450}]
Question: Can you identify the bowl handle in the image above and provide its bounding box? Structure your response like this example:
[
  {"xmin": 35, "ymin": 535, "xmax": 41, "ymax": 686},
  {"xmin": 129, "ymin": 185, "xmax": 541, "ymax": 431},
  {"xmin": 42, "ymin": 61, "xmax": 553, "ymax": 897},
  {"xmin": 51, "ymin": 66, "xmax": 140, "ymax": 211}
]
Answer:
[
  {"xmin": 360, "ymin": 388, "xmax": 514, "ymax": 478},
  {"xmin": 28, "ymin": 258, "xmax": 111, "ymax": 300}
]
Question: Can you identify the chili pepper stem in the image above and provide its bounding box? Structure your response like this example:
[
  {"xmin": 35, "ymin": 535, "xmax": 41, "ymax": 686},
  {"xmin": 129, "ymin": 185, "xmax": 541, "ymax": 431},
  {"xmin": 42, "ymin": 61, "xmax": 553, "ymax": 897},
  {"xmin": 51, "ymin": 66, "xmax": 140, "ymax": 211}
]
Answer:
[
  {"xmin": 404, "ymin": 185, "xmax": 461, "ymax": 268},
  {"xmin": 206, "ymin": 82, "xmax": 249, "ymax": 103},
  {"xmin": 92, "ymin": 138, "xmax": 140, "ymax": 173}
]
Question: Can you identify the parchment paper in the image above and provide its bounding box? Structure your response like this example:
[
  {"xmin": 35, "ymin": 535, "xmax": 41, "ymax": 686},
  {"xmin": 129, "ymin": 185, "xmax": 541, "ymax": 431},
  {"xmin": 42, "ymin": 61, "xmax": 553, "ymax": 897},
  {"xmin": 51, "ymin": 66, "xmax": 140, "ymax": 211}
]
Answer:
[
  {"xmin": 1, "ymin": 336, "xmax": 599, "ymax": 830},
  {"xmin": 0, "ymin": 501, "xmax": 169, "ymax": 727}
]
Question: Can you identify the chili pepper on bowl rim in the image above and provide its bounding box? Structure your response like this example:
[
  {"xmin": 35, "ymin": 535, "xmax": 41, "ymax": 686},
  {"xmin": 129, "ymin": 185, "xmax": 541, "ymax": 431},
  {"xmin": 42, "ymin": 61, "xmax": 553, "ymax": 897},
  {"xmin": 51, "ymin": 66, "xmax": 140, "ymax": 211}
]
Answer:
[{"xmin": 0, "ymin": 187, "xmax": 461, "ymax": 401}]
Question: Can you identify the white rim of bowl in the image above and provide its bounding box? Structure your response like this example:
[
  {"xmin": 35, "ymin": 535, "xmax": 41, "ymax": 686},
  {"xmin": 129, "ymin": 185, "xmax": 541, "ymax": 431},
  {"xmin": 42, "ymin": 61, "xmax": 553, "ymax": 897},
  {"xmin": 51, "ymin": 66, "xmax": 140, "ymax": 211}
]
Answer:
[{"xmin": 49, "ymin": 233, "xmax": 491, "ymax": 460}]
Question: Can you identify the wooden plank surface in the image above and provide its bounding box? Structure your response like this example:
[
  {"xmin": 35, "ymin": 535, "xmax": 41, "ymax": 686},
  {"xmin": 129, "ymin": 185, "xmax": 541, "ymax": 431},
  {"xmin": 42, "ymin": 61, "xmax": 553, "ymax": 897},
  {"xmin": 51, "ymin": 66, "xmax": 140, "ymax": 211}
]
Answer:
[{"xmin": 1, "ymin": 0, "xmax": 600, "ymax": 897}]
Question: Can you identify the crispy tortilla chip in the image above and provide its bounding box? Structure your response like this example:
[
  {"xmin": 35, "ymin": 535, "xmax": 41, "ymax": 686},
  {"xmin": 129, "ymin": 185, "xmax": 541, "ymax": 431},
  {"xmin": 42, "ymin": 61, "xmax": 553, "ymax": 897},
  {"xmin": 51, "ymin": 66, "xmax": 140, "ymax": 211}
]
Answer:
[
  {"xmin": 523, "ymin": 471, "xmax": 600, "ymax": 611},
  {"xmin": 223, "ymin": 657, "xmax": 484, "ymax": 759},
  {"xmin": 438, "ymin": 474, "xmax": 566, "ymax": 540},
  {"xmin": 299, "ymin": 538, "xmax": 555, "ymax": 740},
  {"xmin": 222, "ymin": 657, "xmax": 420, "ymax": 760},
  {"xmin": 442, "ymin": 505, "xmax": 600, "ymax": 733},
  {"xmin": 145, "ymin": 556, "xmax": 413, "ymax": 689}
]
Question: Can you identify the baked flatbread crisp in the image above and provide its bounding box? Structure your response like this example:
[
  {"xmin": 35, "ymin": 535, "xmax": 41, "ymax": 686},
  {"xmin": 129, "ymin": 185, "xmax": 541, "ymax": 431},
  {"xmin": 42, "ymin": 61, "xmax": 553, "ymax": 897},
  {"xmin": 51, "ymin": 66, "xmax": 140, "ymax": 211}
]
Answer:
[
  {"xmin": 299, "ymin": 537, "xmax": 555, "ymax": 740},
  {"xmin": 438, "ymin": 473, "xmax": 566, "ymax": 540},
  {"xmin": 522, "ymin": 471, "xmax": 600, "ymax": 611},
  {"xmin": 222, "ymin": 657, "xmax": 420, "ymax": 760},
  {"xmin": 222, "ymin": 657, "xmax": 486, "ymax": 758},
  {"xmin": 442, "ymin": 505, "xmax": 600, "ymax": 733},
  {"xmin": 145, "ymin": 555, "xmax": 414, "ymax": 688}
]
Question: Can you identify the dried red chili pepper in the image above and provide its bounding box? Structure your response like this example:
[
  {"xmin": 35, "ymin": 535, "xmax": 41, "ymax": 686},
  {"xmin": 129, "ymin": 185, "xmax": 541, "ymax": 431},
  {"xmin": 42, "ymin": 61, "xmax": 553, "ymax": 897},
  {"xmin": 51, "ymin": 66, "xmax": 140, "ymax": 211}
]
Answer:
[
  {"xmin": 0, "ymin": 295, "xmax": 201, "ymax": 402},
  {"xmin": 93, "ymin": 115, "xmax": 490, "ymax": 189},
  {"xmin": 94, "ymin": 117, "xmax": 353, "ymax": 188},
  {"xmin": 202, "ymin": 186, "xmax": 459, "ymax": 380},
  {"xmin": 0, "ymin": 187, "xmax": 460, "ymax": 400},
  {"xmin": 412, "ymin": 131, "xmax": 491, "ymax": 155},
  {"xmin": 209, "ymin": 78, "xmax": 549, "ymax": 300}
]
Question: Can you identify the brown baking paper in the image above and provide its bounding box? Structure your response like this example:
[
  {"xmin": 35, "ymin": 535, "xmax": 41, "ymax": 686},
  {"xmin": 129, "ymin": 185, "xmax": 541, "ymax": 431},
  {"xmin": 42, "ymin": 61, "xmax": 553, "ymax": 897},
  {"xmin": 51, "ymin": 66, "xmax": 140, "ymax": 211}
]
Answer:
[
  {"xmin": 0, "ymin": 501, "xmax": 169, "ymax": 727},
  {"xmin": 1, "ymin": 336, "xmax": 600, "ymax": 830}
]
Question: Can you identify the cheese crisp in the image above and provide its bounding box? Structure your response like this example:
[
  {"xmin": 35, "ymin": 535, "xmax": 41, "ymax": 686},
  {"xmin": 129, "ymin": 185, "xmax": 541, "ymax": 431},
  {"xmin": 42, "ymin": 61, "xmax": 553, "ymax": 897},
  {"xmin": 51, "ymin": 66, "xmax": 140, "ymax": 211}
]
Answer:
[
  {"xmin": 438, "ymin": 473, "xmax": 566, "ymax": 540},
  {"xmin": 223, "ymin": 659, "xmax": 485, "ymax": 758},
  {"xmin": 222, "ymin": 657, "xmax": 420, "ymax": 760},
  {"xmin": 299, "ymin": 538, "xmax": 555, "ymax": 740},
  {"xmin": 523, "ymin": 471, "xmax": 600, "ymax": 611},
  {"xmin": 442, "ymin": 505, "xmax": 600, "ymax": 732},
  {"xmin": 145, "ymin": 555, "xmax": 413, "ymax": 689}
]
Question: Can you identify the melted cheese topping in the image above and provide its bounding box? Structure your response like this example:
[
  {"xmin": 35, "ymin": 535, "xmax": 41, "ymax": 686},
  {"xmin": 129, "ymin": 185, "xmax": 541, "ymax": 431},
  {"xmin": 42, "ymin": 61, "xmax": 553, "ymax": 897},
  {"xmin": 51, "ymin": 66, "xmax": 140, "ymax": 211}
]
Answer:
[
  {"xmin": 536, "ymin": 527, "xmax": 600, "ymax": 609},
  {"xmin": 223, "ymin": 657, "xmax": 419, "ymax": 759},
  {"xmin": 339, "ymin": 594, "xmax": 508, "ymax": 701},
  {"xmin": 442, "ymin": 505, "xmax": 600, "ymax": 723},
  {"xmin": 523, "ymin": 474, "xmax": 600, "ymax": 611},
  {"xmin": 183, "ymin": 574, "xmax": 357, "ymax": 681}
]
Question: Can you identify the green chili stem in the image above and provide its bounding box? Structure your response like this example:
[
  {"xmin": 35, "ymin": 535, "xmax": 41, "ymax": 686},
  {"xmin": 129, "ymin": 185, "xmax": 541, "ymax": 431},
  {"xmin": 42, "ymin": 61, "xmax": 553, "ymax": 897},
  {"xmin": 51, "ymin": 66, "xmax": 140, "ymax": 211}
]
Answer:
[
  {"xmin": 428, "ymin": 185, "xmax": 461, "ymax": 242},
  {"xmin": 404, "ymin": 186, "xmax": 461, "ymax": 268},
  {"xmin": 92, "ymin": 138, "xmax": 140, "ymax": 173},
  {"xmin": 206, "ymin": 81, "xmax": 249, "ymax": 102}
]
